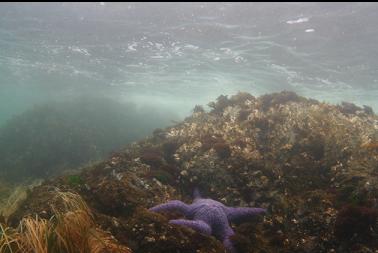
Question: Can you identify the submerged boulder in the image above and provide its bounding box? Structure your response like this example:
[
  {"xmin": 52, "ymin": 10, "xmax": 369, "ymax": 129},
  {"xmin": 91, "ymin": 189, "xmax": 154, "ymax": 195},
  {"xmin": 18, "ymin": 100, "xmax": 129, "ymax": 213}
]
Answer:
[{"xmin": 4, "ymin": 91, "xmax": 378, "ymax": 253}]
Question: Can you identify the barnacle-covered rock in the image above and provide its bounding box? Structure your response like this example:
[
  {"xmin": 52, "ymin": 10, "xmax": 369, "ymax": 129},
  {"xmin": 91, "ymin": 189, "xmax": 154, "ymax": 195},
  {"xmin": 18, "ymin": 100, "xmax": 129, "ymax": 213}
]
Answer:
[{"xmin": 5, "ymin": 91, "xmax": 378, "ymax": 253}]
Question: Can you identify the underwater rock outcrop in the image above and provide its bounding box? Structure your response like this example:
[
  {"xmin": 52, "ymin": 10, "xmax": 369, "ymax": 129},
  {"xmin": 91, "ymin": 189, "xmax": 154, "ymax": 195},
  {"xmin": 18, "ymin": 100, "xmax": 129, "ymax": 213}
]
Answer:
[{"xmin": 3, "ymin": 91, "xmax": 378, "ymax": 253}]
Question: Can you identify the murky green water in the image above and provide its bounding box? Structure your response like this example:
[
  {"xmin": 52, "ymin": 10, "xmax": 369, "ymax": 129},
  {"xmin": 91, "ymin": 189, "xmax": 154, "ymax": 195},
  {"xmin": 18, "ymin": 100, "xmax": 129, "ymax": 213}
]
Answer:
[
  {"xmin": 1, "ymin": 2, "xmax": 378, "ymax": 181},
  {"xmin": 2, "ymin": 3, "xmax": 378, "ymax": 122}
]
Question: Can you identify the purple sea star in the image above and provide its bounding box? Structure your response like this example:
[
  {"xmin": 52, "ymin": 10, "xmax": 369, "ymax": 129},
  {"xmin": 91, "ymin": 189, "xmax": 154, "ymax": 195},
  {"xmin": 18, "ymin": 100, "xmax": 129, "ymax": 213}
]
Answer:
[{"xmin": 149, "ymin": 189, "xmax": 266, "ymax": 253}]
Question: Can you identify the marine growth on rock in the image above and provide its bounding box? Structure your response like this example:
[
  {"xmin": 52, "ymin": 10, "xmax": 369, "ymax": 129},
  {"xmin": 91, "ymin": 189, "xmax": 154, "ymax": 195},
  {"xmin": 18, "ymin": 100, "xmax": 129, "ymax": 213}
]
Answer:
[{"xmin": 3, "ymin": 91, "xmax": 378, "ymax": 253}]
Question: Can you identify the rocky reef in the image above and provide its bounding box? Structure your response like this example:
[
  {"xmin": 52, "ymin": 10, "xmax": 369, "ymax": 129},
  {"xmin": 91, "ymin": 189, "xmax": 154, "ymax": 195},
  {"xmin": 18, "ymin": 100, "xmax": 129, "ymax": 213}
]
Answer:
[{"xmin": 2, "ymin": 91, "xmax": 378, "ymax": 253}]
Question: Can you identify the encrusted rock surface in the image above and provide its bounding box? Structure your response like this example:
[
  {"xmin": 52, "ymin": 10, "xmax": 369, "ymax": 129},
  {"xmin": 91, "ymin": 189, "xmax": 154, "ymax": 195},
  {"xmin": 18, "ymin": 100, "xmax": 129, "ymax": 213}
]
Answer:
[{"xmin": 7, "ymin": 91, "xmax": 378, "ymax": 253}]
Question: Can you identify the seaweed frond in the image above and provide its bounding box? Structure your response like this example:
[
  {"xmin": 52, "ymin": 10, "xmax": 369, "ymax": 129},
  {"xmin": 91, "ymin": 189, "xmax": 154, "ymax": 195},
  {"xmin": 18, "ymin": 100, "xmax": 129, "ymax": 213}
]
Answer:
[{"xmin": 0, "ymin": 190, "xmax": 131, "ymax": 253}]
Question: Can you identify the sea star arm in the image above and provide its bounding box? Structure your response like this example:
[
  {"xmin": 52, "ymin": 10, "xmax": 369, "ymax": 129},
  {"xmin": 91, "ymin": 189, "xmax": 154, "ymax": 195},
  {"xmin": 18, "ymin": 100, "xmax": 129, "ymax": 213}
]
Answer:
[
  {"xmin": 225, "ymin": 207, "xmax": 267, "ymax": 223},
  {"xmin": 169, "ymin": 219, "xmax": 212, "ymax": 235},
  {"xmin": 219, "ymin": 224, "xmax": 236, "ymax": 253},
  {"xmin": 149, "ymin": 200, "xmax": 190, "ymax": 216},
  {"xmin": 223, "ymin": 234, "xmax": 237, "ymax": 253},
  {"xmin": 193, "ymin": 187, "xmax": 202, "ymax": 200}
]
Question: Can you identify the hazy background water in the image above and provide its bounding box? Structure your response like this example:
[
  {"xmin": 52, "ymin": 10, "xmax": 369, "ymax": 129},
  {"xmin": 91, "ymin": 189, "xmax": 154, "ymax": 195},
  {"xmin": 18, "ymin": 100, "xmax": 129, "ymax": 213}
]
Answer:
[{"xmin": 1, "ymin": 2, "xmax": 378, "ymax": 125}]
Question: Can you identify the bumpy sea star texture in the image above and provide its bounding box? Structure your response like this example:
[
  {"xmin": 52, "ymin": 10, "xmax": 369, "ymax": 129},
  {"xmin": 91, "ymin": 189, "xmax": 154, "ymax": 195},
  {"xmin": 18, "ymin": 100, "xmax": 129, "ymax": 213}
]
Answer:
[{"xmin": 150, "ymin": 189, "xmax": 266, "ymax": 252}]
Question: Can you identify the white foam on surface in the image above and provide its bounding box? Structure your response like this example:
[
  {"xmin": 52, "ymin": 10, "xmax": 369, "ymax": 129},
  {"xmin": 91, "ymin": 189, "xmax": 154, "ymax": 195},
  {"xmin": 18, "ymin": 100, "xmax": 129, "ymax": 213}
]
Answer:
[
  {"xmin": 126, "ymin": 42, "xmax": 138, "ymax": 52},
  {"xmin": 286, "ymin": 17, "xmax": 309, "ymax": 24}
]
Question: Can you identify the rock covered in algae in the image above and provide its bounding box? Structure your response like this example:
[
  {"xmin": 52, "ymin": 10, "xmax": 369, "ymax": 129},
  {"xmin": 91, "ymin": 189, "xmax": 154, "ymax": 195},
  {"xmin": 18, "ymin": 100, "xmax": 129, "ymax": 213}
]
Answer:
[{"xmin": 6, "ymin": 91, "xmax": 378, "ymax": 253}]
